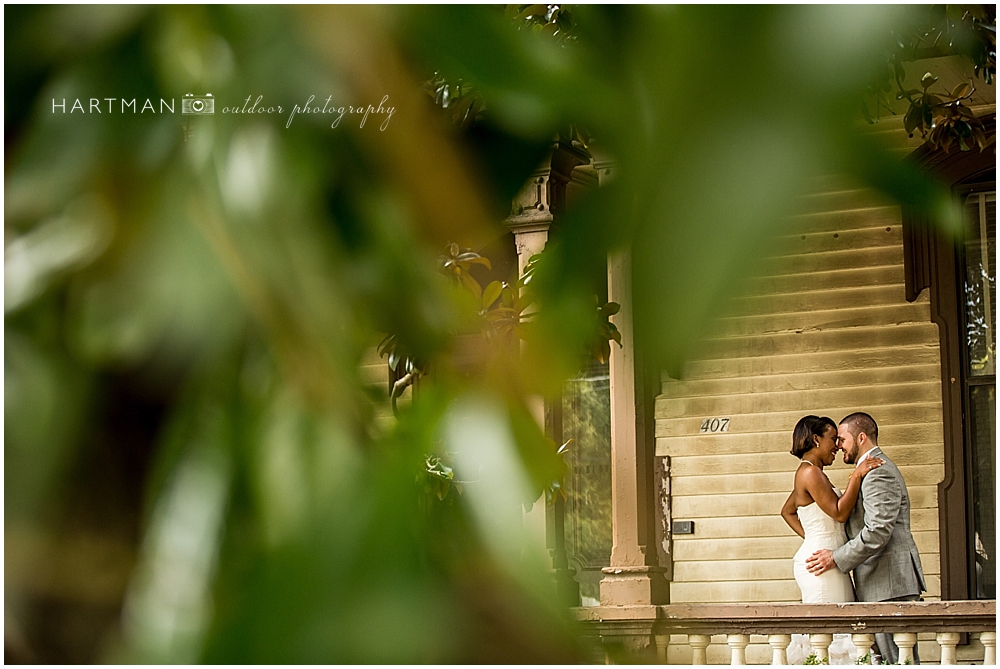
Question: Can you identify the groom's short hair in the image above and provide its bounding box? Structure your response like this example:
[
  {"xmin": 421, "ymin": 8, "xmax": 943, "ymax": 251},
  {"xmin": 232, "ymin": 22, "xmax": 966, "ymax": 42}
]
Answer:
[{"xmin": 841, "ymin": 412, "xmax": 878, "ymax": 443}]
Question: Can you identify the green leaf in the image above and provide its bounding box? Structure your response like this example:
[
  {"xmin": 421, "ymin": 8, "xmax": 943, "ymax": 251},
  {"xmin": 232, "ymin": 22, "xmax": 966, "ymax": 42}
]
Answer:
[
  {"xmin": 500, "ymin": 286, "xmax": 515, "ymax": 308},
  {"xmin": 971, "ymin": 125, "xmax": 987, "ymax": 149},
  {"xmin": 459, "ymin": 269, "xmax": 483, "ymax": 300},
  {"xmin": 482, "ymin": 280, "xmax": 503, "ymax": 309},
  {"xmin": 903, "ymin": 105, "xmax": 920, "ymax": 134},
  {"xmin": 515, "ymin": 4, "xmax": 548, "ymax": 21},
  {"xmin": 951, "ymin": 82, "xmax": 972, "ymax": 98}
]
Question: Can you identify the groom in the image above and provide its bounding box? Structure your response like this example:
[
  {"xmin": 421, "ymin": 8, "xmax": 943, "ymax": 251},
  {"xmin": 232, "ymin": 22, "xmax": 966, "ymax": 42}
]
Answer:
[{"xmin": 805, "ymin": 412, "xmax": 926, "ymax": 664}]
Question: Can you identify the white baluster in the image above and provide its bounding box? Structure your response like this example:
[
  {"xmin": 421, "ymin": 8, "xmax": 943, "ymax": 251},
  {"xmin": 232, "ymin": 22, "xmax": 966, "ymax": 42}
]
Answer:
[
  {"xmin": 727, "ymin": 634, "xmax": 749, "ymax": 665},
  {"xmin": 937, "ymin": 632, "xmax": 960, "ymax": 665},
  {"xmin": 768, "ymin": 634, "xmax": 790, "ymax": 665},
  {"xmin": 894, "ymin": 633, "xmax": 918, "ymax": 665},
  {"xmin": 981, "ymin": 631, "xmax": 997, "ymax": 665},
  {"xmin": 810, "ymin": 634, "xmax": 833, "ymax": 661},
  {"xmin": 654, "ymin": 635, "xmax": 668, "ymax": 664},
  {"xmin": 689, "ymin": 634, "xmax": 711, "ymax": 665},
  {"xmin": 851, "ymin": 633, "xmax": 875, "ymax": 664}
]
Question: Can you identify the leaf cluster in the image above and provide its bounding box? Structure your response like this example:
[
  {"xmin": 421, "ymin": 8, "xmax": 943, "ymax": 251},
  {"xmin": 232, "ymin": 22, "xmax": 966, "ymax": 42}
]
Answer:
[
  {"xmin": 505, "ymin": 4, "xmax": 578, "ymax": 46},
  {"xmin": 421, "ymin": 5, "xmax": 578, "ymax": 134},
  {"xmin": 423, "ymin": 453, "xmax": 462, "ymax": 501},
  {"xmin": 863, "ymin": 5, "xmax": 995, "ymax": 153},
  {"xmin": 423, "ymin": 73, "xmax": 485, "ymax": 129},
  {"xmin": 901, "ymin": 75, "xmax": 989, "ymax": 151}
]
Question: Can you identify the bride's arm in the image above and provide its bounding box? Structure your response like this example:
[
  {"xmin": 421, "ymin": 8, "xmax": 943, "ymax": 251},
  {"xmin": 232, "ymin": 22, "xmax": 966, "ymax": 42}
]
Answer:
[
  {"xmin": 830, "ymin": 458, "xmax": 883, "ymax": 521},
  {"xmin": 804, "ymin": 458, "xmax": 883, "ymax": 523},
  {"xmin": 780, "ymin": 490, "xmax": 805, "ymax": 538}
]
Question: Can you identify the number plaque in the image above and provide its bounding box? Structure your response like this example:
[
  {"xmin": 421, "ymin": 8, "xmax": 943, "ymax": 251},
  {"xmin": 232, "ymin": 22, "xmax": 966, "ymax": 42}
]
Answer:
[{"xmin": 699, "ymin": 417, "xmax": 730, "ymax": 433}]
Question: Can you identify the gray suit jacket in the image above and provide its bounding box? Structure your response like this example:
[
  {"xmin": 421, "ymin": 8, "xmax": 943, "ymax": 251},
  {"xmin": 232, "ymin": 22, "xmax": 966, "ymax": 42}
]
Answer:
[{"xmin": 832, "ymin": 447, "xmax": 926, "ymax": 602}]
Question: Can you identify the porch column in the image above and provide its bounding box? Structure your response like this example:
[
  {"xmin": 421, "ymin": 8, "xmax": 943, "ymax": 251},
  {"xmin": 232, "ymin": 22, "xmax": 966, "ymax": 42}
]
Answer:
[
  {"xmin": 599, "ymin": 248, "xmax": 669, "ymax": 605},
  {"xmin": 511, "ymin": 220, "xmax": 551, "ymax": 558},
  {"xmin": 505, "ymin": 142, "xmax": 589, "ymax": 607}
]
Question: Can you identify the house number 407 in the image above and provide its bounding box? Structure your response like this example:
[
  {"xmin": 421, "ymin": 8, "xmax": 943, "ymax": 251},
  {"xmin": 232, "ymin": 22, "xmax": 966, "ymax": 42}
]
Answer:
[{"xmin": 699, "ymin": 417, "xmax": 730, "ymax": 433}]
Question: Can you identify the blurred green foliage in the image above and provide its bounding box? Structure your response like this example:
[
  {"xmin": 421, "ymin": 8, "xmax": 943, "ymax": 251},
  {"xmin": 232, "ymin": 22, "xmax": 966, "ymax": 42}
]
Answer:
[
  {"xmin": 861, "ymin": 5, "xmax": 995, "ymax": 151},
  {"xmin": 4, "ymin": 5, "xmax": 982, "ymax": 663}
]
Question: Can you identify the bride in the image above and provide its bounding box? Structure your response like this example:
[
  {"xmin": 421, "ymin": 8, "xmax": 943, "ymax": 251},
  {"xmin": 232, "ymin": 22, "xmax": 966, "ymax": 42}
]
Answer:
[{"xmin": 780, "ymin": 415, "xmax": 883, "ymax": 664}]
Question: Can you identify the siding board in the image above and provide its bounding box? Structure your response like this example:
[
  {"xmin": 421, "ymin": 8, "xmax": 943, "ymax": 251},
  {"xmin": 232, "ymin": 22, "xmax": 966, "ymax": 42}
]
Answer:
[
  {"xmin": 796, "ymin": 189, "xmax": 895, "ymax": 213},
  {"xmin": 759, "ymin": 245, "xmax": 902, "ymax": 275},
  {"xmin": 713, "ymin": 303, "xmax": 929, "ymax": 337},
  {"xmin": 745, "ymin": 265, "xmax": 903, "ymax": 294},
  {"xmin": 677, "ymin": 345, "xmax": 940, "ymax": 379},
  {"xmin": 672, "ymin": 530, "xmax": 939, "ymax": 562},
  {"xmin": 671, "ymin": 464, "xmax": 943, "ymax": 496},
  {"xmin": 789, "ymin": 206, "xmax": 900, "ymax": 233},
  {"xmin": 771, "ymin": 225, "xmax": 902, "ymax": 255},
  {"xmin": 661, "ymin": 364, "xmax": 940, "ymax": 397},
  {"xmin": 672, "ymin": 486, "xmax": 939, "ymax": 518},
  {"xmin": 670, "ymin": 447, "xmax": 944, "ymax": 476},
  {"xmin": 728, "ymin": 285, "xmax": 912, "ymax": 317},
  {"xmin": 658, "ymin": 381, "xmax": 940, "ymax": 418},
  {"xmin": 656, "ymin": 404, "xmax": 942, "ymax": 441},
  {"xmin": 674, "ymin": 553, "xmax": 941, "ymax": 582},
  {"xmin": 659, "ymin": 433, "xmax": 944, "ymax": 457},
  {"xmin": 697, "ymin": 323, "xmax": 938, "ymax": 358}
]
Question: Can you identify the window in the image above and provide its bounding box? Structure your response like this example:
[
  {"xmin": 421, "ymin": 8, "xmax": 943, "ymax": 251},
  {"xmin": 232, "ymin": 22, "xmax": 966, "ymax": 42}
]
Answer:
[
  {"xmin": 553, "ymin": 358, "xmax": 612, "ymax": 606},
  {"xmin": 960, "ymin": 187, "xmax": 995, "ymax": 599}
]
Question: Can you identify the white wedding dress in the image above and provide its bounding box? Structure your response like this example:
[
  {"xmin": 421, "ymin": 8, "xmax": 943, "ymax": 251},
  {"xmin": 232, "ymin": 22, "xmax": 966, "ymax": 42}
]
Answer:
[{"xmin": 787, "ymin": 491, "xmax": 858, "ymax": 664}]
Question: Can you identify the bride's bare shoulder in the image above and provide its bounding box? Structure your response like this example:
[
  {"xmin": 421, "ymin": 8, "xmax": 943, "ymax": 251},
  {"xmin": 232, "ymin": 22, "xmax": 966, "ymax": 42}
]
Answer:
[{"xmin": 795, "ymin": 461, "xmax": 831, "ymax": 490}]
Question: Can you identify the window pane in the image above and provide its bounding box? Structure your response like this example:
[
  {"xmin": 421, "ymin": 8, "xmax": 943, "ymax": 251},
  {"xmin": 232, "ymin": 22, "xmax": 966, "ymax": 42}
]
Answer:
[
  {"xmin": 963, "ymin": 189, "xmax": 996, "ymax": 600},
  {"xmin": 561, "ymin": 359, "xmax": 612, "ymax": 606},
  {"xmin": 969, "ymin": 384, "xmax": 996, "ymax": 599},
  {"xmin": 964, "ymin": 192, "xmax": 996, "ymax": 377}
]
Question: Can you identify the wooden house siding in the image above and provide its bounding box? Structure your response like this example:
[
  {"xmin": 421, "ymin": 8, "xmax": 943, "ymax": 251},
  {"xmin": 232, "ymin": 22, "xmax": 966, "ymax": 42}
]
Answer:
[{"xmin": 656, "ymin": 179, "xmax": 945, "ymax": 604}]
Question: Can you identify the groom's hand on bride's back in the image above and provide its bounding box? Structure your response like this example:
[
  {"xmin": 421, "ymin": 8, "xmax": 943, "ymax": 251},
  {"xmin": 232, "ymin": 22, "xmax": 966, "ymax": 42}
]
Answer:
[{"xmin": 806, "ymin": 549, "xmax": 837, "ymax": 575}]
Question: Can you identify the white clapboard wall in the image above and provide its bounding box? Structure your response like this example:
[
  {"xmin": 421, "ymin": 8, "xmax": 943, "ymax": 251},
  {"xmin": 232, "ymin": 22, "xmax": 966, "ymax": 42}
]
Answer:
[{"xmin": 656, "ymin": 177, "xmax": 945, "ymax": 604}]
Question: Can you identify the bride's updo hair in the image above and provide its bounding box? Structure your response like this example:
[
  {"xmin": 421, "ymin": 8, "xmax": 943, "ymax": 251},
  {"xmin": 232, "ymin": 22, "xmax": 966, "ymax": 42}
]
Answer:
[{"xmin": 791, "ymin": 415, "xmax": 837, "ymax": 458}]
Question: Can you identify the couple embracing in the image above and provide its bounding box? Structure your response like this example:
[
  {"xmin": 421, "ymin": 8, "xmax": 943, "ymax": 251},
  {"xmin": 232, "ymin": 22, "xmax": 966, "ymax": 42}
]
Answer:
[{"xmin": 781, "ymin": 412, "xmax": 926, "ymax": 665}]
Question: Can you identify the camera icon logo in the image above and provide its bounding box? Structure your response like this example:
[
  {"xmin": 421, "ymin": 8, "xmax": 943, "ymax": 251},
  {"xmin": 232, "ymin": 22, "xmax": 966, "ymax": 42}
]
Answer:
[{"xmin": 182, "ymin": 93, "xmax": 215, "ymax": 114}]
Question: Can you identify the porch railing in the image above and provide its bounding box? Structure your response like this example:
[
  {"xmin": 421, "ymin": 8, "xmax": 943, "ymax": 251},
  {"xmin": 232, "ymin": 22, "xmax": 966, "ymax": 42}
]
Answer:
[{"xmin": 573, "ymin": 600, "xmax": 996, "ymax": 664}]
